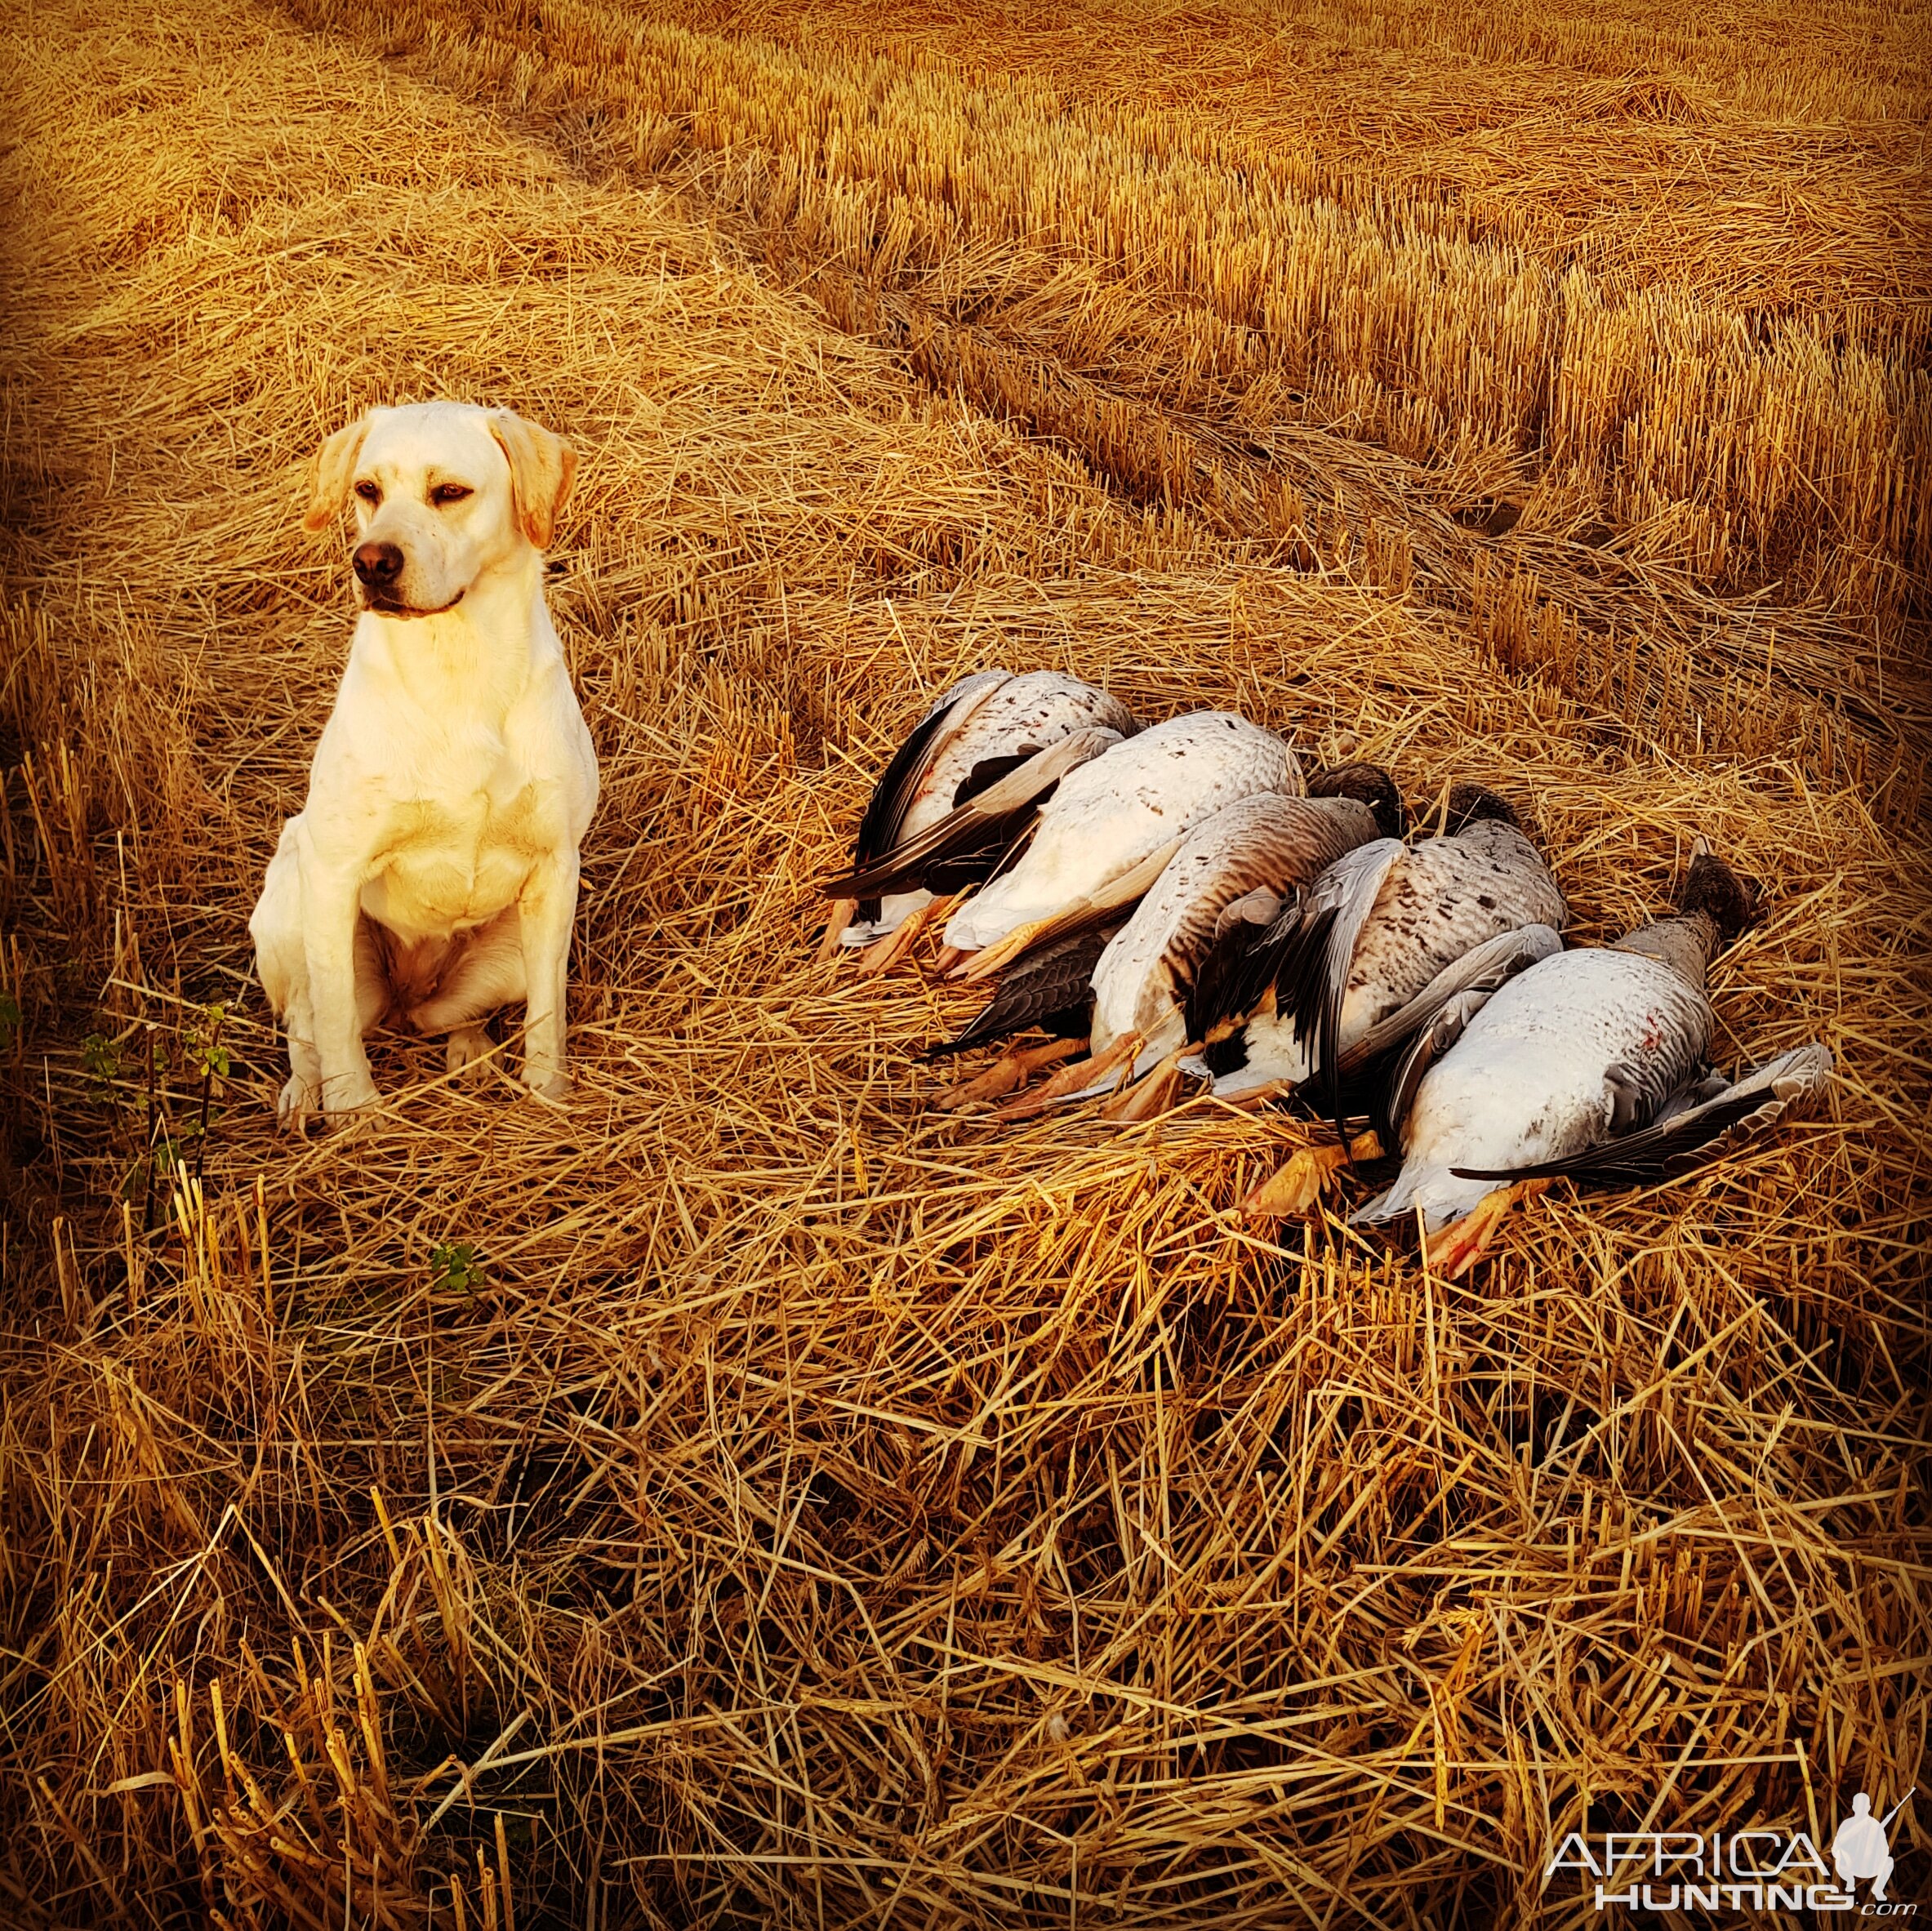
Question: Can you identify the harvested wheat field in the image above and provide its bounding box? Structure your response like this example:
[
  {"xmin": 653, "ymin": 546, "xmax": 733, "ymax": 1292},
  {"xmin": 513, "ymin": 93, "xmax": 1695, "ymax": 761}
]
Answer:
[{"xmin": 1, "ymin": 0, "xmax": 1927, "ymax": 1920}]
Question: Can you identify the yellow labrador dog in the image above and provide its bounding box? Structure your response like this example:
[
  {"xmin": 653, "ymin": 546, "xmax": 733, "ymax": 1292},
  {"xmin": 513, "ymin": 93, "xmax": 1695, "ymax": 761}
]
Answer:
[{"xmin": 251, "ymin": 401, "xmax": 599, "ymax": 1122}]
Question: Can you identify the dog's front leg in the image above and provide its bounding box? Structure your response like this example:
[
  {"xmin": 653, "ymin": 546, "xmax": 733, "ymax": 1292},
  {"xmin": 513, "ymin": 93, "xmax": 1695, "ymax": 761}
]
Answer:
[
  {"xmin": 518, "ymin": 849, "xmax": 580, "ymax": 1102},
  {"xmin": 300, "ymin": 843, "xmax": 381, "ymax": 1115}
]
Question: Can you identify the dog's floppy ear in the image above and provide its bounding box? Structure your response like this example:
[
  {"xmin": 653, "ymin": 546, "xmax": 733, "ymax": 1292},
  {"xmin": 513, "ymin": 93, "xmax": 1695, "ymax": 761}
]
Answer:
[
  {"xmin": 303, "ymin": 413, "xmax": 373, "ymax": 532},
  {"xmin": 489, "ymin": 411, "xmax": 576, "ymax": 550}
]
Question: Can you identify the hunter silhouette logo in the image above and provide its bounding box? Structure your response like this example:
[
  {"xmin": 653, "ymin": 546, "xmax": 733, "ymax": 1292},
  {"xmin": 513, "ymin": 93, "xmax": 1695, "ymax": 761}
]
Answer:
[{"xmin": 1835, "ymin": 1791, "xmax": 1912, "ymax": 1904}]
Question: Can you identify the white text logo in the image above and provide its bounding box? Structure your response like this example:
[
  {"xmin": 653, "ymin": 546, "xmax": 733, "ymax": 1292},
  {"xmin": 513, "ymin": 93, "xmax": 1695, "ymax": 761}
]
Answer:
[{"xmin": 1547, "ymin": 1801, "xmax": 1916, "ymax": 1917}]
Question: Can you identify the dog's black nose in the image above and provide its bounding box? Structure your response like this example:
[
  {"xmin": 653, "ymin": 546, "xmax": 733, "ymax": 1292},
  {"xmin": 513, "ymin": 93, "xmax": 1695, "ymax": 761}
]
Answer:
[{"xmin": 353, "ymin": 541, "xmax": 404, "ymax": 589}]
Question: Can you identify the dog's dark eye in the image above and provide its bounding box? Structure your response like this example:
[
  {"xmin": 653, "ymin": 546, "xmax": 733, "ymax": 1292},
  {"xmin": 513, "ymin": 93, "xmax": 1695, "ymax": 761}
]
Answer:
[
  {"xmin": 354, "ymin": 480, "xmax": 381, "ymax": 504},
  {"xmin": 430, "ymin": 483, "xmax": 473, "ymax": 506}
]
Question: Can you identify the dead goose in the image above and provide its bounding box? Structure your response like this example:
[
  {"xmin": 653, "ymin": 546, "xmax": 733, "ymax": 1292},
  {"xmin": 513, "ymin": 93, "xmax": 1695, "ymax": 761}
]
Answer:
[
  {"xmin": 1354, "ymin": 848, "xmax": 1832, "ymax": 1276},
  {"xmin": 937, "ymin": 711, "xmax": 1305, "ymax": 981},
  {"xmin": 1189, "ymin": 782, "xmax": 1566, "ymax": 1110},
  {"xmin": 821, "ymin": 669, "xmax": 1137, "ymax": 970},
  {"xmin": 932, "ymin": 769, "xmax": 1402, "ymax": 1114}
]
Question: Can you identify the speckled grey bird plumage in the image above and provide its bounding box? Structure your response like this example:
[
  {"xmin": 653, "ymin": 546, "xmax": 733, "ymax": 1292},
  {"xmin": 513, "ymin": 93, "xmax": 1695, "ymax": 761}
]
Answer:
[
  {"xmin": 1356, "ymin": 852, "xmax": 1832, "ymax": 1230},
  {"xmin": 1198, "ymin": 786, "xmax": 1566, "ymax": 1097},
  {"xmin": 1089, "ymin": 790, "xmax": 1386, "ymax": 1066}
]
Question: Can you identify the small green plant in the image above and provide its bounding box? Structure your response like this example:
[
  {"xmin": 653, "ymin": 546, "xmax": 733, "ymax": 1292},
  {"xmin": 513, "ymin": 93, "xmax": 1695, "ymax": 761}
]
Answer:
[
  {"xmin": 430, "ymin": 1241, "xmax": 483, "ymax": 1297},
  {"xmin": 82, "ymin": 1031, "xmax": 120, "ymax": 1083},
  {"xmin": 0, "ymin": 992, "xmax": 20, "ymax": 1052},
  {"xmin": 143, "ymin": 1132, "xmax": 191, "ymax": 1189},
  {"xmin": 185, "ymin": 1003, "xmax": 229, "ymax": 1082},
  {"xmin": 182, "ymin": 1003, "xmax": 228, "ymax": 1186}
]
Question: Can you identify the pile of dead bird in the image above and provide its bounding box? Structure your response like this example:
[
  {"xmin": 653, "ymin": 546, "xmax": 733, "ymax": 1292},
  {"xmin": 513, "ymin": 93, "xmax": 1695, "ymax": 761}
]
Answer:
[{"xmin": 817, "ymin": 671, "xmax": 1833, "ymax": 1275}]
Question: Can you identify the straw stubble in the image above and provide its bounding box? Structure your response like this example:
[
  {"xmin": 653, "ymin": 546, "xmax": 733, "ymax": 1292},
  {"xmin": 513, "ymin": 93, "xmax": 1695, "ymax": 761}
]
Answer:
[{"xmin": 0, "ymin": 0, "xmax": 1925, "ymax": 1926}]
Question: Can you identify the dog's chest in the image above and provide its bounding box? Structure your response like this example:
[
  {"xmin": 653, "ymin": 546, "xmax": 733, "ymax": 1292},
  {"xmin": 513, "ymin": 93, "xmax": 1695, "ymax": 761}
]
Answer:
[{"xmin": 362, "ymin": 766, "xmax": 549, "ymax": 937}]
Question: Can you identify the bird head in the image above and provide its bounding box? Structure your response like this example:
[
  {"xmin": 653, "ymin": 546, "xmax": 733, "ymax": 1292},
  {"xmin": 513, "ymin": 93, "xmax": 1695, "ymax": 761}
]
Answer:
[
  {"xmin": 1441, "ymin": 783, "xmax": 1523, "ymax": 834},
  {"xmin": 1307, "ymin": 762, "xmax": 1405, "ymax": 839},
  {"xmin": 1677, "ymin": 848, "xmax": 1760, "ymax": 951}
]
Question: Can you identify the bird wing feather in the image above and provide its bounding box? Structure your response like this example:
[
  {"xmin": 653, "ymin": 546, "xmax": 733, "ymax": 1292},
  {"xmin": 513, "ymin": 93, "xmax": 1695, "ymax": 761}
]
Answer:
[
  {"xmin": 1339, "ymin": 826, "xmax": 1566, "ymax": 1036},
  {"xmin": 1275, "ymin": 839, "xmax": 1408, "ymax": 1118},
  {"xmin": 1182, "ymin": 803, "xmax": 1384, "ymax": 1043},
  {"xmin": 959, "ymin": 833, "xmax": 1186, "ymax": 981},
  {"xmin": 1187, "ymin": 892, "xmax": 1305, "ymax": 1047},
  {"xmin": 852, "ymin": 670, "xmax": 1010, "ymax": 870},
  {"xmin": 821, "ymin": 727, "xmax": 1122, "ymax": 898},
  {"xmin": 942, "ymin": 712, "xmax": 1304, "ymax": 953},
  {"xmin": 1093, "ymin": 794, "xmax": 1376, "ymax": 1050},
  {"xmin": 1450, "ymin": 1041, "xmax": 1833, "ymax": 1184},
  {"xmin": 1343, "ymin": 923, "xmax": 1564, "ymax": 1076},
  {"xmin": 915, "ymin": 671, "xmax": 1139, "ymax": 825},
  {"xmin": 923, "ymin": 927, "xmax": 1114, "ymax": 1059}
]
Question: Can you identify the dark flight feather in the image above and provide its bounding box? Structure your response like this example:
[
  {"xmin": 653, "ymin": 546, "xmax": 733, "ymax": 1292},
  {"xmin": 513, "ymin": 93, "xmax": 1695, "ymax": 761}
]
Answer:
[
  {"xmin": 847, "ymin": 696, "xmax": 962, "ymax": 921},
  {"xmin": 1186, "ymin": 894, "xmax": 1305, "ymax": 1047},
  {"xmin": 820, "ymin": 727, "xmax": 1115, "ymax": 901},
  {"xmin": 921, "ymin": 927, "xmax": 1114, "ymax": 1059}
]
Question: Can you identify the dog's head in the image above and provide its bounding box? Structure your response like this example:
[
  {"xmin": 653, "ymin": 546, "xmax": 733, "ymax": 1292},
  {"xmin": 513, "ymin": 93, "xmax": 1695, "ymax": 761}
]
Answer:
[{"xmin": 303, "ymin": 402, "xmax": 576, "ymax": 618}]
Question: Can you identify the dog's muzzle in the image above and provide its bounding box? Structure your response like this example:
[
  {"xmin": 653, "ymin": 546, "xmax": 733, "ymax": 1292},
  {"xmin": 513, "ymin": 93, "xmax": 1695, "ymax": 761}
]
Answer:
[{"xmin": 352, "ymin": 541, "xmax": 465, "ymax": 618}]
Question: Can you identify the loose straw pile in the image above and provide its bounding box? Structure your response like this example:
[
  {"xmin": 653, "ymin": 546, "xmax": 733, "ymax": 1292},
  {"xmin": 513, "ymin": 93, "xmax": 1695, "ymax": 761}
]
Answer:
[{"xmin": 0, "ymin": 0, "xmax": 1924, "ymax": 1924}]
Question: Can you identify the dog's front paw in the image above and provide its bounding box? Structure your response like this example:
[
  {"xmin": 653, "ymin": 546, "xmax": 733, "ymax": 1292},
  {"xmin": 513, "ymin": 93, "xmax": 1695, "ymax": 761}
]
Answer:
[
  {"xmin": 445, "ymin": 1026, "xmax": 495, "ymax": 1076},
  {"xmin": 277, "ymin": 1075, "xmax": 319, "ymax": 1130},
  {"xmin": 323, "ymin": 1070, "xmax": 381, "ymax": 1116},
  {"xmin": 525, "ymin": 1067, "xmax": 574, "ymax": 1106}
]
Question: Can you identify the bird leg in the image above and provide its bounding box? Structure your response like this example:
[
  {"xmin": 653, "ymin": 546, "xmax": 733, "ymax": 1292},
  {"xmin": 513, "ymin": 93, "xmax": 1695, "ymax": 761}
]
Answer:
[
  {"xmin": 1422, "ymin": 1178, "xmax": 1551, "ymax": 1279},
  {"xmin": 1210, "ymin": 1078, "xmax": 1297, "ymax": 1115},
  {"xmin": 935, "ymin": 945, "xmax": 971, "ymax": 977},
  {"xmin": 817, "ymin": 897, "xmax": 858, "ymax": 963},
  {"xmin": 930, "ymin": 1036, "xmax": 1086, "ymax": 1110},
  {"xmin": 856, "ymin": 895, "xmax": 948, "ymax": 977},
  {"xmin": 996, "ymin": 1030, "xmax": 1142, "ymax": 1122},
  {"xmin": 1244, "ymin": 1129, "xmax": 1384, "ymax": 1218},
  {"xmin": 959, "ymin": 915, "xmax": 1059, "ymax": 982},
  {"xmin": 1100, "ymin": 1049, "xmax": 1184, "ymax": 1123}
]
